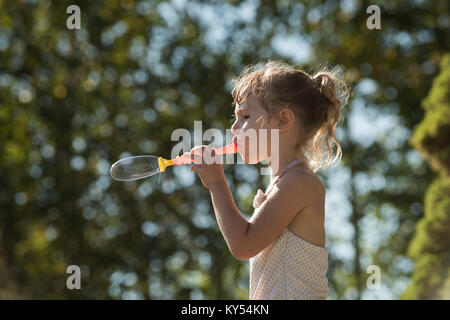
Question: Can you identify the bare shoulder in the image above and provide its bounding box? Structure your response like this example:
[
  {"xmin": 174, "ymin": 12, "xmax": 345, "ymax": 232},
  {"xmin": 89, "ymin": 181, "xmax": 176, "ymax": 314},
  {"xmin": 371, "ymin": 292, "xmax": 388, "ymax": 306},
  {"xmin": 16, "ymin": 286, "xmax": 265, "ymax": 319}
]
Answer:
[
  {"xmin": 277, "ymin": 166, "xmax": 325, "ymax": 198},
  {"xmin": 283, "ymin": 166, "xmax": 326, "ymax": 245}
]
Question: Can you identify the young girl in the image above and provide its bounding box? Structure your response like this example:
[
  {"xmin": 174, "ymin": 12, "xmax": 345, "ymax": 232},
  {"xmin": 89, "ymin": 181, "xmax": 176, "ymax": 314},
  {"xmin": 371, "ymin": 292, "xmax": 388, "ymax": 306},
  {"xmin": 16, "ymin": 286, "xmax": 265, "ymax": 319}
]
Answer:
[{"xmin": 186, "ymin": 60, "xmax": 349, "ymax": 300}]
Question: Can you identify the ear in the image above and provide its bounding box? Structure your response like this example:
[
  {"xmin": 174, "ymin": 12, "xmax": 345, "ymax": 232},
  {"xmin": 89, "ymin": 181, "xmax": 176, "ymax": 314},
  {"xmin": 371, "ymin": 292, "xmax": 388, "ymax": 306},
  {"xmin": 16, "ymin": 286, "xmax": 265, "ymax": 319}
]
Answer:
[{"xmin": 277, "ymin": 108, "xmax": 295, "ymax": 132}]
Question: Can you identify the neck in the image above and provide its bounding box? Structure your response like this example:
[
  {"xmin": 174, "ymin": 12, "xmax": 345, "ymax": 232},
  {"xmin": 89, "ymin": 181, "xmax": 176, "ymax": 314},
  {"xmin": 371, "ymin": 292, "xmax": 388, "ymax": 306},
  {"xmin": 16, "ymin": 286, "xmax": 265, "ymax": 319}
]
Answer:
[{"xmin": 267, "ymin": 145, "xmax": 308, "ymax": 180}]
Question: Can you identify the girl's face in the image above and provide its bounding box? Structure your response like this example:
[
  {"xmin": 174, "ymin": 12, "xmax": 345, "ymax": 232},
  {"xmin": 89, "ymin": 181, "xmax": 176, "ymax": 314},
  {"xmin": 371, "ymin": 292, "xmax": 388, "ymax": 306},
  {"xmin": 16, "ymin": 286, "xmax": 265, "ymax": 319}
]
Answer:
[{"xmin": 231, "ymin": 93, "xmax": 278, "ymax": 164}]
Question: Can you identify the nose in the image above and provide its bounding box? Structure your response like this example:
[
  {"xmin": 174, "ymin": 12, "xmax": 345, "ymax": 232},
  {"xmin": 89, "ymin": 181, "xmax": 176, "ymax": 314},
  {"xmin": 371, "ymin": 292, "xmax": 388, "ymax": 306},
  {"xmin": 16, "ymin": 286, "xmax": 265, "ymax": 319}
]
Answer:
[{"xmin": 231, "ymin": 122, "xmax": 239, "ymax": 137}]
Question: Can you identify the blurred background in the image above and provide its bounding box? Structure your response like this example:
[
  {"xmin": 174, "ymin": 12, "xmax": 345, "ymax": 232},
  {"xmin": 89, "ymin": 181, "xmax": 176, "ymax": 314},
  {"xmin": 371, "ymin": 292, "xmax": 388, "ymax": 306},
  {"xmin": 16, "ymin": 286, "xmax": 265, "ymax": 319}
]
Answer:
[{"xmin": 0, "ymin": 0, "xmax": 449, "ymax": 299}]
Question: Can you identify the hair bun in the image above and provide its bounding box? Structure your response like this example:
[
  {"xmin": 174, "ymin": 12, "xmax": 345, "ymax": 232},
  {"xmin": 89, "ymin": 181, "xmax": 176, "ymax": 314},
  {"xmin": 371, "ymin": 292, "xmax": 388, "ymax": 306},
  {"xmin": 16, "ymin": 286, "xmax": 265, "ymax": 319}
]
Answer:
[
  {"xmin": 313, "ymin": 72, "xmax": 344, "ymax": 120},
  {"xmin": 314, "ymin": 73, "xmax": 335, "ymax": 97},
  {"xmin": 313, "ymin": 73, "xmax": 327, "ymax": 87}
]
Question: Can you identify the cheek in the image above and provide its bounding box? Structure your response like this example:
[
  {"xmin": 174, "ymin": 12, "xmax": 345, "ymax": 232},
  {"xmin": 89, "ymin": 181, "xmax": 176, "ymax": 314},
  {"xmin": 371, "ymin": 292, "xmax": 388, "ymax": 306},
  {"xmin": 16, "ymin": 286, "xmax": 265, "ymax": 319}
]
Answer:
[
  {"xmin": 256, "ymin": 130, "xmax": 272, "ymax": 159},
  {"xmin": 241, "ymin": 121, "xmax": 253, "ymax": 131}
]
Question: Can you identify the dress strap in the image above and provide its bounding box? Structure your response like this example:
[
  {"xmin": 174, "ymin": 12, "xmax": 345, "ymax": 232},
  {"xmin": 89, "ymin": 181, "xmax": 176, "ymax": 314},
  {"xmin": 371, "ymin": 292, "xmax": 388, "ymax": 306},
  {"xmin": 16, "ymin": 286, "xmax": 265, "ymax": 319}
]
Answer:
[
  {"xmin": 253, "ymin": 158, "xmax": 305, "ymax": 209},
  {"xmin": 265, "ymin": 159, "xmax": 301, "ymax": 195}
]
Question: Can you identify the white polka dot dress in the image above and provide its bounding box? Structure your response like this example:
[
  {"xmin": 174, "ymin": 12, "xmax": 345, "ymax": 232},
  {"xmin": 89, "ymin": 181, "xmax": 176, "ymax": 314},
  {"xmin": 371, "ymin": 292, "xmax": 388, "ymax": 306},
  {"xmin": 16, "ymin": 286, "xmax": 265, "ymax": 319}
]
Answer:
[
  {"xmin": 249, "ymin": 158, "xmax": 329, "ymax": 300},
  {"xmin": 249, "ymin": 228, "xmax": 329, "ymax": 300}
]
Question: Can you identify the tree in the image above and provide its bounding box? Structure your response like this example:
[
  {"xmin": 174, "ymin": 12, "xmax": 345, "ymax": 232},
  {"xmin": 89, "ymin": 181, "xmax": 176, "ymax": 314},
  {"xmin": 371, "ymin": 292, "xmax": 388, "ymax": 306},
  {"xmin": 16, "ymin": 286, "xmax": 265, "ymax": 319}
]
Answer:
[
  {"xmin": 0, "ymin": 0, "xmax": 449, "ymax": 300},
  {"xmin": 300, "ymin": 0, "xmax": 449, "ymax": 299},
  {"xmin": 403, "ymin": 54, "xmax": 450, "ymax": 299}
]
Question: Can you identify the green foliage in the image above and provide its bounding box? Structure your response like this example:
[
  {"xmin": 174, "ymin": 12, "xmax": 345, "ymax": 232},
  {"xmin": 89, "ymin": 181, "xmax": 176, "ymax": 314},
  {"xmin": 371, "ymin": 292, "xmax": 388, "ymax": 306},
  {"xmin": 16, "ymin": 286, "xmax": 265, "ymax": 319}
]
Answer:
[
  {"xmin": 0, "ymin": 0, "xmax": 256, "ymax": 299},
  {"xmin": 410, "ymin": 55, "xmax": 450, "ymax": 175},
  {"xmin": 403, "ymin": 55, "xmax": 450, "ymax": 299},
  {"xmin": 0, "ymin": 0, "xmax": 448, "ymax": 300},
  {"xmin": 304, "ymin": 0, "xmax": 448, "ymax": 299}
]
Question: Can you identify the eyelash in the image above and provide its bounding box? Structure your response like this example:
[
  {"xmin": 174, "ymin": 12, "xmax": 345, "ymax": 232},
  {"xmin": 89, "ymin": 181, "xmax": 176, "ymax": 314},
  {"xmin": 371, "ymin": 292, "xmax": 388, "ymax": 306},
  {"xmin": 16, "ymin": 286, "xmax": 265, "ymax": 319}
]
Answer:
[{"xmin": 230, "ymin": 114, "xmax": 249, "ymax": 122}]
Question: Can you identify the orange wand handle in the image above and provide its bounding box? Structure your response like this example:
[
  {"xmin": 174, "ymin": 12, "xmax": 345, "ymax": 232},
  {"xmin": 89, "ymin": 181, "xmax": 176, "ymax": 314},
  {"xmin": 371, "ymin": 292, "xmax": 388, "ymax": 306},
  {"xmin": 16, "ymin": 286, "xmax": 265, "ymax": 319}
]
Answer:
[
  {"xmin": 171, "ymin": 141, "xmax": 237, "ymax": 166},
  {"xmin": 213, "ymin": 141, "xmax": 238, "ymax": 155}
]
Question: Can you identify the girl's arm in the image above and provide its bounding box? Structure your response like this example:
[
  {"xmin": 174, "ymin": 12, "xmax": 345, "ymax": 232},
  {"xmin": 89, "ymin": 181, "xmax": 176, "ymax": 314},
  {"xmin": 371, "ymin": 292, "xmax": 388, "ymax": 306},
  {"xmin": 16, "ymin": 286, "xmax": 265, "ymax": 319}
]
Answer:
[
  {"xmin": 208, "ymin": 169, "xmax": 320, "ymax": 260},
  {"xmin": 188, "ymin": 145, "xmax": 322, "ymax": 260},
  {"xmin": 208, "ymin": 181, "xmax": 250, "ymax": 259}
]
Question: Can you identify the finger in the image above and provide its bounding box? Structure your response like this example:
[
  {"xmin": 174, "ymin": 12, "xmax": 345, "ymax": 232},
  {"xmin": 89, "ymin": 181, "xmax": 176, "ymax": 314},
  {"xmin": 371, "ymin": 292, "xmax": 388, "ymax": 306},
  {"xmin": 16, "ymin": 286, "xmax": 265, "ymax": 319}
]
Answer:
[
  {"xmin": 191, "ymin": 153, "xmax": 203, "ymax": 164},
  {"xmin": 203, "ymin": 146, "xmax": 220, "ymax": 164},
  {"xmin": 191, "ymin": 164, "xmax": 203, "ymax": 172},
  {"xmin": 190, "ymin": 146, "xmax": 205, "ymax": 154},
  {"xmin": 191, "ymin": 145, "xmax": 210, "ymax": 155},
  {"xmin": 184, "ymin": 152, "xmax": 203, "ymax": 164}
]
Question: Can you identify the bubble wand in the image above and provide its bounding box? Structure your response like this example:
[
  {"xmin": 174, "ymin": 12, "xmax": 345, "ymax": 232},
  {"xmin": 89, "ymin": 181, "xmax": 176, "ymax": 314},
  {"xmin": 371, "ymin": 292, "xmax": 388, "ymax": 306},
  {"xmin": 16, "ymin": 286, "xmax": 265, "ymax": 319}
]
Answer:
[{"xmin": 110, "ymin": 139, "xmax": 237, "ymax": 182}]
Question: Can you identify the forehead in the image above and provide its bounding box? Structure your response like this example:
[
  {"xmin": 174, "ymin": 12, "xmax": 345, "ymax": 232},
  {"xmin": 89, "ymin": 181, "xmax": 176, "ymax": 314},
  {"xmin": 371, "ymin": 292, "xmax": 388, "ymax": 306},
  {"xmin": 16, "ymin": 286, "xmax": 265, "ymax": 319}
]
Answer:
[{"xmin": 235, "ymin": 92, "xmax": 258, "ymax": 111}]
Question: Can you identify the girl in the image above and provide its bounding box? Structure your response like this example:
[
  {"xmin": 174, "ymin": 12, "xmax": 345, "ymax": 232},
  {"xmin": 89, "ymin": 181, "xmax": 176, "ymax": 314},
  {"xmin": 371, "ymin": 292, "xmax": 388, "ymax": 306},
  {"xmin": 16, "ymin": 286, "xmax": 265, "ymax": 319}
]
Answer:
[{"xmin": 186, "ymin": 60, "xmax": 349, "ymax": 300}]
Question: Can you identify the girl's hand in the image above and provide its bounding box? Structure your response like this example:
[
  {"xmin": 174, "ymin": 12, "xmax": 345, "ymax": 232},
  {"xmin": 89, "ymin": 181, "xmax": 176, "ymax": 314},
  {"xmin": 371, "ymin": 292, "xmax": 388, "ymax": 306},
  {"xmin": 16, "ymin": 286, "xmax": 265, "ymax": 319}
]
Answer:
[{"xmin": 186, "ymin": 145, "xmax": 226, "ymax": 189}]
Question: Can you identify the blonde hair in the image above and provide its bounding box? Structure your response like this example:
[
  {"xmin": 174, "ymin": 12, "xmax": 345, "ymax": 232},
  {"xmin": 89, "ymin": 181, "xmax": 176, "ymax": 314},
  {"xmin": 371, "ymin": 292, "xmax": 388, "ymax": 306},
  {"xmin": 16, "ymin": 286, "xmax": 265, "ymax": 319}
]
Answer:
[{"xmin": 231, "ymin": 59, "xmax": 350, "ymax": 172}]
